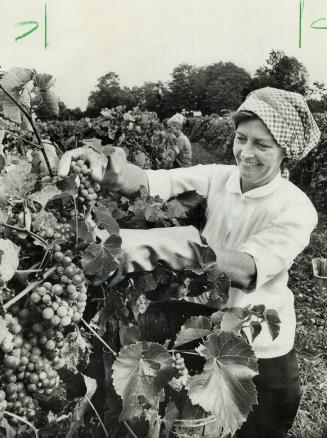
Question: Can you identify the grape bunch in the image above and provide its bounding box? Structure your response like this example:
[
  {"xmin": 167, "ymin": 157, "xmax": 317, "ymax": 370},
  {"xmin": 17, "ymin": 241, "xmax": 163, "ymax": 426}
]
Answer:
[
  {"xmin": 30, "ymin": 246, "xmax": 88, "ymax": 326},
  {"xmin": 172, "ymin": 353, "xmax": 188, "ymax": 379},
  {"xmin": 36, "ymin": 221, "xmax": 75, "ymax": 242},
  {"xmin": 169, "ymin": 352, "xmax": 189, "ymax": 391},
  {"xmin": 69, "ymin": 156, "xmax": 101, "ymax": 207},
  {"xmin": 0, "ymin": 314, "xmax": 60, "ymax": 422}
]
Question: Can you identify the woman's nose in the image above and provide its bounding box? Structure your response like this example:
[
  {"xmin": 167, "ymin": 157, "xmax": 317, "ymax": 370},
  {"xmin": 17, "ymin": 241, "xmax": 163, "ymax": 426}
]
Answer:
[{"xmin": 241, "ymin": 141, "xmax": 255, "ymax": 158}]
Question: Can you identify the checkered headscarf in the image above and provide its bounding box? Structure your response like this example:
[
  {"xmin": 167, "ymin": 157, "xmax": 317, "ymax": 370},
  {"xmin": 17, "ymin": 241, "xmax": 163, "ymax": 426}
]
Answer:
[{"xmin": 237, "ymin": 87, "xmax": 321, "ymax": 161}]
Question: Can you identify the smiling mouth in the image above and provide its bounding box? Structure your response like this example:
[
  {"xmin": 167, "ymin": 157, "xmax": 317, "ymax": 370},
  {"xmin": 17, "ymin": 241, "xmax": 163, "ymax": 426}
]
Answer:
[{"xmin": 240, "ymin": 160, "xmax": 260, "ymax": 168}]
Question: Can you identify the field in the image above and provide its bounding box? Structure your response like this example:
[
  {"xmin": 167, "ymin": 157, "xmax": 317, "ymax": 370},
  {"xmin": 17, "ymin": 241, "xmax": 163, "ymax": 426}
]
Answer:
[{"xmin": 192, "ymin": 142, "xmax": 327, "ymax": 438}]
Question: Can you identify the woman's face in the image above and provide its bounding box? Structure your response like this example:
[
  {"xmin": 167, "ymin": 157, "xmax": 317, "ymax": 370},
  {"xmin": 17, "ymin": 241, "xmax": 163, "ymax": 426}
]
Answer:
[
  {"xmin": 233, "ymin": 118, "xmax": 285, "ymax": 192},
  {"xmin": 167, "ymin": 122, "xmax": 181, "ymax": 136}
]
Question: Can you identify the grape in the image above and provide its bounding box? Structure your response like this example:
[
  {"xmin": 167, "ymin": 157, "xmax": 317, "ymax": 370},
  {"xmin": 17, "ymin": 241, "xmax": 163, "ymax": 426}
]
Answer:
[
  {"xmin": 30, "ymin": 292, "xmax": 41, "ymax": 304},
  {"xmin": 42, "ymin": 308, "xmax": 54, "ymax": 320},
  {"xmin": 172, "ymin": 353, "xmax": 188, "ymax": 377}
]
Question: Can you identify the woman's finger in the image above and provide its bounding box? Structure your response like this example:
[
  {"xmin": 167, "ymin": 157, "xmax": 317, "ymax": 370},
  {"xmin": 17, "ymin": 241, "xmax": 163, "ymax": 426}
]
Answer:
[{"xmin": 57, "ymin": 150, "xmax": 74, "ymax": 178}]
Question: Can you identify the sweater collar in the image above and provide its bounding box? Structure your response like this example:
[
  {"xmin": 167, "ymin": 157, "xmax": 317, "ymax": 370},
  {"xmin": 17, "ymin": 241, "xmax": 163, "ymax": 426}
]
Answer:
[{"xmin": 226, "ymin": 166, "xmax": 283, "ymax": 198}]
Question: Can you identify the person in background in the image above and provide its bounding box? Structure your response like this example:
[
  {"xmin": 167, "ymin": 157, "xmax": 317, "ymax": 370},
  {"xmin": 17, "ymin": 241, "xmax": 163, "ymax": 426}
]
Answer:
[
  {"xmin": 167, "ymin": 113, "xmax": 192, "ymax": 167},
  {"xmin": 58, "ymin": 87, "xmax": 320, "ymax": 438}
]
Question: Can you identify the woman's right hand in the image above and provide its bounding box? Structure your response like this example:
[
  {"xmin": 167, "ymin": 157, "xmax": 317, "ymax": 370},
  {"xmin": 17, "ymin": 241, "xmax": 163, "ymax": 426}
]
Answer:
[{"xmin": 58, "ymin": 146, "xmax": 128, "ymax": 191}]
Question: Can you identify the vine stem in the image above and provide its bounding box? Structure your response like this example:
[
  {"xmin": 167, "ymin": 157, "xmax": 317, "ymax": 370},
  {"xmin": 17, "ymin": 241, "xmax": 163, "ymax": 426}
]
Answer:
[
  {"xmin": 123, "ymin": 420, "xmax": 139, "ymax": 438},
  {"xmin": 3, "ymin": 265, "xmax": 57, "ymax": 310},
  {"xmin": 0, "ymin": 83, "xmax": 53, "ymax": 177},
  {"xmin": 4, "ymin": 129, "xmax": 40, "ymax": 149},
  {"xmin": 168, "ymin": 349, "xmax": 199, "ymax": 356},
  {"xmin": 4, "ymin": 411, "xmax": 39, "ymax": 437},
  {"xmin": 1, "ymin": 223, "xmax": 47, "ymax": 248},
  {"xmin": 73, "ymin": 197, "xmax": 79, "ymax": 246},
  {"xmin": 80, "ymin": 318, "xmax": 117, "ymax": 357},
  {"xmin": 16, "ymin": 269, "xmax": 43, "ymax": 274},
  {"xmin": 85, "ymin": 395, "xmax": 109, "ymax": 438}
]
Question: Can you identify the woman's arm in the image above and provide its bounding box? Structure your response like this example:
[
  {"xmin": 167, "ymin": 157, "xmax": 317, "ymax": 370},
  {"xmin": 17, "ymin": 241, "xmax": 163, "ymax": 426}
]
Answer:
[
  {"xmin": 215, "ymin": 248, "xmax": 256, "ymax": 290},
  {"xmin": 119, "ymin": 227, "xmax": 256, "ymax": 291}
]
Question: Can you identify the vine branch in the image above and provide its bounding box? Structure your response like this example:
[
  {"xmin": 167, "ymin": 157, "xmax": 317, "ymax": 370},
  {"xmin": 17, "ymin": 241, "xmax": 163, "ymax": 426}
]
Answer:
[
  {"xmin": 4, "ymin": 411, "xmax": 39, "ymax": 437},
  {"xmin": 85, "ymin": 396, "xmax": 109, "ymax": 438},
  {"xmin": 80, "ymin": 318, "xmax": 117, "ymax": 356},
  {"xmin": 1, "ymin": 223, "xmax": 47, "ymax": 248},
  {"xmin": 3, "ymin": 265, "xmax": 57, "ymax": 310},
  {"xmin": 123, "ymin": 421, "xmax": 139, "ymax": 438}
]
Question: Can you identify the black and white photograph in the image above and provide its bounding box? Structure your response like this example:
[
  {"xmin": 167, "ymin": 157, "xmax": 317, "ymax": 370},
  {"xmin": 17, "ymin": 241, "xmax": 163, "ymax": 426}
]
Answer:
[{"xmin": 0, "ymin": 1, "xmax": 326, "ymax": 437}]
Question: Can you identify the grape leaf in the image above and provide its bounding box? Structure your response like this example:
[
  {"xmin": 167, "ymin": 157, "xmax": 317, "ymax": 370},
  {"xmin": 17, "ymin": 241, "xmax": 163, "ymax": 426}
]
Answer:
[
  {"xmin": 81, "ymin": 138, "xmax": 103, "ymax": 153},
  {"xmin": 56, "ymin": 175, "xmax": 78, "ymax": 196},
  {"xmin": 0, "ymin": 418, "xmax": 16, "ymax": 438},
  {"xmin": 94, "ymin": 208, "xmax": 119, "ymax": 235},
  {"xmin": 30, "ymin": 185, "xmax": 62, "ymax": 208},
  {"xmin": 135, "ymin": 272, "xmax": 158, "ymax": 293},
  {"xmin": 264, "ymin": 309, "xmax": 281, "ymax": 340},
  {"xmin": 220, "ymin": 309, "xmax": 246, "ymax": 334},
  {"xmin": 186, "ymin": 332, "xmax": 259, "ymax": 438},
  {"xmin": 0, "ymin": 239, "xmax": 19, "ymax": 281},
  {"xmin": 249, "ymin": 321, "xmax": 262, "ymax": 342},
  {"xmin": 188, "ymin": 241, "xmax": 220, "ymax": 282},
  {"xmin": 69, "ymin": 218, "xmax": 94, "ymax": 244},
  {"xmin": 0, "ymin": 158, "xmax": 37, "ymax": 200},
  {"xmin": 174, "ymin": 316, "xmax": 212, "ymax": 347},
  {"xmin": 165, "ymin": 199, "xmax": 187, "ymax": 220},
  {"xmin": 65, "ymin": 374, "xmax": 97, "ymax": 438},
  {"xmin": 251, "ymin": 304, "xmax": 266, "ymax": 316},
  {"xmin": 0, "ymin": 67, "xmax": 34, "ymax": 124},
  {"xmin": 119, "ymin": 324, "xmax": 141, "ymax": 347},
  {"xmin": 0, "ymin": 315, "xmax": 15, "ymax": 348},
  {"xmin": 60, "ymin": 330, "xmax": 92, "ymax": 372},
  {"xmin": 36, "ymin": 73, "xmax": 59, "ymax": 116},
  {"xmin": 112, "ymin": 341, "xmax": 174, "ymax": 420},
  {"xmin": 32, "ymin": 209, "xmax": 57, "ymax": 232},
  {"xmin": 81, "ymin": 235, "xmax": 122, "ymax": 281}
]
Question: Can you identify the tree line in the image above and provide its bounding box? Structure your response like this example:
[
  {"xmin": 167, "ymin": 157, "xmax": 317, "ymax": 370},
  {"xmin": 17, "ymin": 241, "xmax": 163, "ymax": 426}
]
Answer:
[{"xmin": 58, "ymin": 50, "xmax": 327, "ymax": 121}]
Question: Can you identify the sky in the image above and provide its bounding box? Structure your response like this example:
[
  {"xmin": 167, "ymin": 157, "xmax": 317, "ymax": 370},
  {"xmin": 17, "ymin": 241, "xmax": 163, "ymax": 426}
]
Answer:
[{"xmin": 1, "ymin": 0, "xmax": 327, "ymax": 109}]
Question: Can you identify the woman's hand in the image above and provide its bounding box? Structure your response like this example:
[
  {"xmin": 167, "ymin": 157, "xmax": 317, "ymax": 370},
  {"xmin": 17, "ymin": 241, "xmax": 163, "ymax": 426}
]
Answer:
[{"xmin": 58, "ymin": 146, "xmax": 129, "ymax": 191}]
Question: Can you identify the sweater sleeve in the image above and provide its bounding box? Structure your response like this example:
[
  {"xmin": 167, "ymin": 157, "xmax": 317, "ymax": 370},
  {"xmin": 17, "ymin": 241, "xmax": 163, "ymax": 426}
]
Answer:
[{"xmin": 145, "ymin": 164, "xmax": 219, "ymax": 201}]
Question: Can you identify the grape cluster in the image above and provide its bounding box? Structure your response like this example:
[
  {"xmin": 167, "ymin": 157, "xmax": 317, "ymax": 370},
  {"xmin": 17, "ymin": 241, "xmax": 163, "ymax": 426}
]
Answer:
[
  {"xmin": 169, "ymin": 353, "xmax": 189, "ymax": 391},
  {"xmin": 172, "ymin": 353, "xmax": 188, "ymax": 379},
  {"xmin": 36, "ymin": 220, "xmax": 75, "ymax": 242},
  {"xmin": 30, "ymin": 246, "xmax": 88, "ymax": 326},
  {"xmin": 0, "ymin": 314, "xmax": 59, "ymax": 422},
  {"xmin": 69, "ymin": 156, "xmax": 101, "ymax": 207}
]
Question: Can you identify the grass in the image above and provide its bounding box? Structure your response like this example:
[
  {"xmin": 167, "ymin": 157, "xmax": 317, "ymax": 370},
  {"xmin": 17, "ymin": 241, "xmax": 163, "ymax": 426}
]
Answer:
[{"xmin": 192, "ymin": 142, "xmax": 327, "ymax": 438}]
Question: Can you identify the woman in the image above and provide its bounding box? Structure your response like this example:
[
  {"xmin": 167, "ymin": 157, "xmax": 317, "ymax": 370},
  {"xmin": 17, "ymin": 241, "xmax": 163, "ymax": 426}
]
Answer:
[
  {"xmin": 167, "ymin": 113, "xmax": 193, "ymax": 167},
  {"xmin": 58, "ymin": 87, "xmax": 320, "ymax": 438}
]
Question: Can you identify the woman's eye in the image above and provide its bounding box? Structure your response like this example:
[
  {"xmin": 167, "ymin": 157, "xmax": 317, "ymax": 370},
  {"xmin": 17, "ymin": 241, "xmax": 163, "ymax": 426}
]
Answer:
[
  {"xmin": 257, "ymin": 144, "xmax": 269, "ymax": 150},
  {"xmin": 236, "ymin": 136, "xmax": 246, "ymax": 143}
]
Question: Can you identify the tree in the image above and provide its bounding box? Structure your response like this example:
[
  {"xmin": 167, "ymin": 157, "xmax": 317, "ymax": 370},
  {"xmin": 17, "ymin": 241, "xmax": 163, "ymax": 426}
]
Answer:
[
  {"xmin": 245, "ymin": 50, "xmax": 310, "ymax": 97},
  {"xmin": 86, "ymin": 72, "xmax": 130, "ymax": 117},
  {"xmin": 57, "ymin": 101, "xmax": 84, "ymax": 120},
  {"xmin": 200, "ymin": 62, "xmax": 251, "ymax": 114},
  {"xmin": 169, "ymin": 63, "xmax": 197, "ymax": 112}
]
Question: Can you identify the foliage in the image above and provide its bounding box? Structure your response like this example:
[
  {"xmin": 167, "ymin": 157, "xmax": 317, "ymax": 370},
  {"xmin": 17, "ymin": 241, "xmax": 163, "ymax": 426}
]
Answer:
[
  {"xmin": 186, "ymin": 114, "xmax": 235, "ymax": 162},
  {"xmin": 37, "ymin": 105, "xmax": 179, "ymax": 170},
  {"xmin": 245, "ymin": 50, "xmax": 310, "ymax": 97},
  {"xmin": 86, "ymin": 72, "xmax": 135, "ymax": 118}
]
